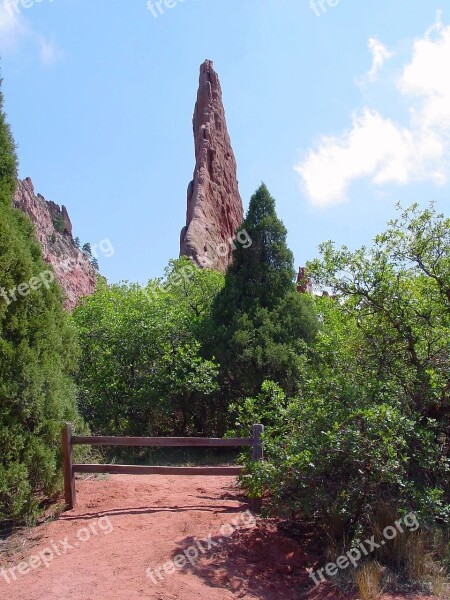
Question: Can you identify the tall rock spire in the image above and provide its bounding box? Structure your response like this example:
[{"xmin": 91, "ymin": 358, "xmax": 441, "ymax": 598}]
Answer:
[{"xmin": 180, "ymin": 60, "xmax": 244, "ymax": 272}]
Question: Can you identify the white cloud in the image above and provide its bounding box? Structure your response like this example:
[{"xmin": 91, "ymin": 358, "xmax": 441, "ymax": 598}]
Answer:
[
  {"xmin": 367, "ymin": 37, "xmax": 393, "ymax": 81},
  {"xmin": 399, "ymin": 16, "xmax": 450, "ymax": 131},
  {"xmin": 38, "ymin": 36, "xmax": 60, "ymax": 66},
  {"xmin": 296, "ymin": 110, "xmax": 444, "ymax": 208},
  {"xmin": 0, "ymin": 3, "xmax": 60, "ymax": 66},
  {"xmin": 0, "ymin": 4, "xmax": 27, "ymax": 50},
  {"xmin": 296, "ymin": 16, "xmax": 450, "ymax": 207}
]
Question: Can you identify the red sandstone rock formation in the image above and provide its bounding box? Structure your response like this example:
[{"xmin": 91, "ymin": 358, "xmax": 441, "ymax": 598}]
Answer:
[
  {"xmin": 13, "ymin": 178, "xmax": 97, "ymax": 310},
  {"xmin": 297, "ymin": 267, "xmax": 313, "ymax": 294},
  {"xmin": 180, "ymin": 60, "xmax": 244, "ymax": 272}
]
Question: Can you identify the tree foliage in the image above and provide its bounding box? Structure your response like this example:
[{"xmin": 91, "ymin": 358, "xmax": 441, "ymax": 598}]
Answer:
[
  {"xmin": 0, "ymin": 82, "xmax": 83, "ymax": 523},
  {"xmin": 82, "ymin": 243, "xmax": 92, "ymax": 256},
  {"xmin": 238, "ymin": 204, "xmax": 450, "ymax": 540},
  {"xmin": 206, "ymin": 184, "xmax": 318, "ymax": 400},
  {"xmin": 310, "ymin": 202, "xmax": 450, "ymax": 427},
  {"xmin": 73, "ymin": 258, "xmax": 224, "ymax": 436},
  {"xmin": 214, "ymin": 183, "xmax": 296, "ymax": 320}
]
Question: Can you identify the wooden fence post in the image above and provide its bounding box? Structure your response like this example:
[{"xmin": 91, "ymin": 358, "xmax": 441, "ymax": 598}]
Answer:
[
  {"xmin": 250, "ymin": 424, "xmax": 264, "ymax": 513},
  {"xmin": 62, "ymin": 423, "xmax": 76, "ymax": 510}
]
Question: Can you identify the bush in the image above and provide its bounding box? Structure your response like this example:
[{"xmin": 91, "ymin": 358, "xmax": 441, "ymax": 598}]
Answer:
[
  {"xmin": 73, "ymin": 259, "xmax": 224, "ymax": 437},
  {"xmin": 243, "ymin": 396, "xmax": 447, "ymax": 532},
  {"xmin": 238, "ymin": 205, "xmax": 450, "ymax": 542}
]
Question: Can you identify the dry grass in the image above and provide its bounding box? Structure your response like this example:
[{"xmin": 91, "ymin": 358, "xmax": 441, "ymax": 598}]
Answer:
[
  {"xmin": 370, "ymin": 505, "xmax": 450, "ymax": 597},
  {"xmin": 371, "ymin": 502, "xmax": 411, "ymax": 567},
  {"xmin": 354, "ymin": 561, "xmax": 384, "ymax": 600},
  {"xmin": 395, "ymin": 528, "xmax": 449, "ymax": 597},
  {"xmin": 403, "ymin": 532, "xmax": 430, "ymax": 580},
  {"xmin": 324, "ymin": 504, "xmax": 449, "ymax": 598},
  {"xmin": 429, "ymin": 567, "xmax": 450, "ymax": 599}
]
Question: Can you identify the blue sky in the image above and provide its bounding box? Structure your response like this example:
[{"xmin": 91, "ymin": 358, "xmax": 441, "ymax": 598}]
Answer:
[{"xmin": 1, "ymin": 0, "xmax": 449, "ymax": 283}]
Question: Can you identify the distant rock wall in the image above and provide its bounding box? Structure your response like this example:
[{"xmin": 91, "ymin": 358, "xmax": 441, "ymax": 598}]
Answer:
[
  {"xmin": 180, "ymin": 60, "xmax": 244, "ymax": 272},
  {"xmin": 13, "ymin": 178, "xmax": 97, "ymax": 310}
]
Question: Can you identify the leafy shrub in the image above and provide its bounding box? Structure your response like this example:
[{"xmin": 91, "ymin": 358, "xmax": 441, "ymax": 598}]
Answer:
[
  {"xmin": 73, "ymin": 259, "xmax": 224, "ymax": 436},
  {"xmin": 237, "ymin": 204, "xmax": 450, "ymax": 541}
]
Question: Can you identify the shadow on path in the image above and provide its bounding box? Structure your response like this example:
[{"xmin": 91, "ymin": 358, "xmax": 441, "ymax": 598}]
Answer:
[
  {"xmin": 59, "ymin": 503, "xmax": 246, "ymax": 521},
  {"xmin": 166, "ymin": 521, "xmax": 345, "ymax": 600}
]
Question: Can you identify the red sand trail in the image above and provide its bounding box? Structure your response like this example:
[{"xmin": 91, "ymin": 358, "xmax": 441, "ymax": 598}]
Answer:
[{"xmin": 0, "ymin": 475, "xmax": 439, "ymax": 600}]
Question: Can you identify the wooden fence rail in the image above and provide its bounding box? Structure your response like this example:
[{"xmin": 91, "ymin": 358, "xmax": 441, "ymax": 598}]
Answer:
[{"xmin": 62, "ymin": 423, "xmax": 264, "ymax": 511}]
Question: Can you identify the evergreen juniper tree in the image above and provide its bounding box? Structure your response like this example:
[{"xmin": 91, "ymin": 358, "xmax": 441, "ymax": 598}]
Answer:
[
  {"xmin": 216, "ymin": 183, "xmax": 296, "ymax": 321},
  {"xmin": 82, "ymin": 242, "xmax": 92, "ymax": 256},
  {"xmin": 91, "ymin": 257, "xmax": 99, "ymax": 271},
  {"xmin": 207, "ymin": 184, "xmax": 318, "ymax": 404},
  {"xmin": 0, "ymin": 75, "xmax": 83, "ymax": 523}
]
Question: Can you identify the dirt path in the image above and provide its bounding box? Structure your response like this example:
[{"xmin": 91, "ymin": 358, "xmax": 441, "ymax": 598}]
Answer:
[{"xmin": 0, "ymin": 475, "xmax": 439, "ymax": 600}]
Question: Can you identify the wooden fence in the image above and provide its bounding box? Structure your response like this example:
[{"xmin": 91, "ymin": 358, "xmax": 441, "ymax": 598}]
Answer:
[{"xmin": 62, "ymin": 423, "xmax": 264, "ymax": 511}]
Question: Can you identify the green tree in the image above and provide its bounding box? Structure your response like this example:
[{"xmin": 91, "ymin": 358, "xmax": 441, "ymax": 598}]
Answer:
[
  {"xmin": 0, "ymin": 79, "xmax": 83, "ymax": 523},
  {"xmin": 163, "ymin": 257, "xmax": 225, "ymax": 334},
  {"xmin": 309, "ymin": 202, "xmax": 450, "ymax": 429},
  {"xmin": 239, "ymin": 203, "xmax": 450, "ymax": 541},
  {"xmin": 82, "ymin": 243, "xmax": 92, "ymax": 256},
  {"xmin": 214, "ymin": 183, "xmax": 295, "ymax": 321},
  {"xmin": 73, "ymin": 259, "xmax": 223, "ymax": 436},
  {"xmin": 90, "ymin": 257, "xmax": 99, "ymax": 271},
  {"xmin": 207, "ymin": 184, "xmax": 318, "ymax": 400},
  {"xmin": 0, "ymin": 78, "xmax": 16, "ymax": 205}
]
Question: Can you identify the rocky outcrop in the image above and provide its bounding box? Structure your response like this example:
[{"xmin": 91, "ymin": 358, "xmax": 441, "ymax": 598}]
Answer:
[
  {"xmin": 13, "ymin": 178, "xmax": 97, "ymax": 310},
  {"xmin": 180, "ymin": 60, "xmax": 244, "ymax": 272},
  {"xmin": 297, "ymin": 267, "xmax": 312, "ymax": 294}
]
